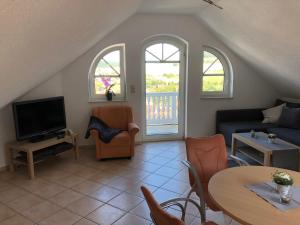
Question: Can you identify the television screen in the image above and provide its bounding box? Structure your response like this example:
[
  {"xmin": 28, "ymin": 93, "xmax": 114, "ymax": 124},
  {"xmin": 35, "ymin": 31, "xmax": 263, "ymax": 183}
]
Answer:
[{"xmin": 13, "ymin": 96, "xmax": 66, "ymax": 141}]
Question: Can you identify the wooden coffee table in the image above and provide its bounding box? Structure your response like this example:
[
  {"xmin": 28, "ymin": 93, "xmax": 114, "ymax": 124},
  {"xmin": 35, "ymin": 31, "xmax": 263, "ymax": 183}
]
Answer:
[{"xmin": 231, "ymin": 132, "xmax": 299, "ymax": 169}]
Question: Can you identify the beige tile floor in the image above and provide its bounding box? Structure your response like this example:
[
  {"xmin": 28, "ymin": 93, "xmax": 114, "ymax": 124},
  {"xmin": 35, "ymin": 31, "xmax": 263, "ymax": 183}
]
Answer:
[{"xmin": 0, "ymin": 141, "xmax": 240, "ymax": 225}]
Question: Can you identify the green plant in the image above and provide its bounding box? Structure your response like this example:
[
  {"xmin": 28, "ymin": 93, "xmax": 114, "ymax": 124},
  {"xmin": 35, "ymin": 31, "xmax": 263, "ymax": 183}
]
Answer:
[{"xmin": 272, "ymin": 170, "xmax": 294, "ymax": 186}]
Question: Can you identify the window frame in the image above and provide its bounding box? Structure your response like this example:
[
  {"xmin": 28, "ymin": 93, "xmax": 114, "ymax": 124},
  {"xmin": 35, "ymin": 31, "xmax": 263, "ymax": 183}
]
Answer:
[
  {"xmin": 88, "ymin": 44, "xmax": 127, "ymax": 102},
  {"xmin": 200, "ymin": 46, "xmax": 233, "ymax": 98}
]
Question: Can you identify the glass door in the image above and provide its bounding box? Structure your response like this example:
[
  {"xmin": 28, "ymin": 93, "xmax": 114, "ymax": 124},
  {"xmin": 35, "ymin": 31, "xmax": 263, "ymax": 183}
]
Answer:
[{"xmin": 142, "ymin": 40, "xmax": 186, "ymax": 140}]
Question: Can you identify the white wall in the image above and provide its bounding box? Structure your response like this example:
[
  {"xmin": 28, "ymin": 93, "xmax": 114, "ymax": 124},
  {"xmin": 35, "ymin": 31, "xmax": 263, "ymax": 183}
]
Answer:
[
  {"xmin": 0, "ymin": 73, "xmax": 63, "ymax": 168},
  {"xmin": 0, "ymin": 14, "xmax": 279, "ymax": 168},
  {"xmin": 61, "ymin": 14, "xmax": 279, "ymax": 145}
]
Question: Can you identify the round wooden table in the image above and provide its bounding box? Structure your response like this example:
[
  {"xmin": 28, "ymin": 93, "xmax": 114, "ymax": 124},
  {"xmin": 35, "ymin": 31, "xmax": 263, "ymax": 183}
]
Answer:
[{"xmin": 208, "ymin": 166, "xmax": 300, "ymax": 225}]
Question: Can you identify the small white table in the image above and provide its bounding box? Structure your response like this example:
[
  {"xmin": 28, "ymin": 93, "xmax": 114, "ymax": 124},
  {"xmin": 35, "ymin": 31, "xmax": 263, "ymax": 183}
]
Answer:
[{"xmin": 231, "ymin": 132, "xmax": 299, "ymax": 169}]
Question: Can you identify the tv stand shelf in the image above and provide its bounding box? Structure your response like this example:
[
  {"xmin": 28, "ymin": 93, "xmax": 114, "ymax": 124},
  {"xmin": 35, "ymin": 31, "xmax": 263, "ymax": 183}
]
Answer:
[{"xmin": 6, "ymin": 129, "xmax": 79, "ymax": 179}]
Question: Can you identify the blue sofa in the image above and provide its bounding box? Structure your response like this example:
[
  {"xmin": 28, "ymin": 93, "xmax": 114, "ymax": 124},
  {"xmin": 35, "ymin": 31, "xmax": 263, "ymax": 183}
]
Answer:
[{"xmin": 216, "ymin": 101, "xmax": 300, "ymax": 147}]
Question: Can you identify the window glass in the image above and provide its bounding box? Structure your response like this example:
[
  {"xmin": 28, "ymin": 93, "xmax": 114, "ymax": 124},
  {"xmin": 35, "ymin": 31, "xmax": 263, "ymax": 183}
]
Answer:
[
  {"xmin": 201, "ymin": 47, "xmax": 233, "ymax": 98},
  {"xmin": 89, "ymin": 44, "xmax": 126, "ymax": 101},
  {"xmin": 202, "ymin": 76, "xmax": 224, "ymax": 92},
  {"xmin": 95, "ymin": 50, "xmax": 120, "ymax": 76}
]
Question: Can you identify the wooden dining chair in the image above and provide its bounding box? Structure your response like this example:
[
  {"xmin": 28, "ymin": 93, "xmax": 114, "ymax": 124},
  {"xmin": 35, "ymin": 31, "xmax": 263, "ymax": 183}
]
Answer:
[
  {"xmin": 184, "ymin": 134, "xmax": 249, "ymax": 211},
  {"xmin": 141, "ymin": 186, "xmax": 217, "ymax": 225}
]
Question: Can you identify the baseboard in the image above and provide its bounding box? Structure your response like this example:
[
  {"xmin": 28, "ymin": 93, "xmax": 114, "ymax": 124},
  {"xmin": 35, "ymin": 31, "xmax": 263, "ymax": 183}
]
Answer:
[{"xmin": 79, "ymin": 139, "xmax": 179, "ymax": 149}]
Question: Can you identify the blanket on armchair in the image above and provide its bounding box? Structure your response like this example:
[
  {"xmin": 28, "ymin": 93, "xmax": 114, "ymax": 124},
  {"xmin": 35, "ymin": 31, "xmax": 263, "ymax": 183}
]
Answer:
[{"xmin": 85, "ymin": 116, "xmax": 123, "ymax": 143}]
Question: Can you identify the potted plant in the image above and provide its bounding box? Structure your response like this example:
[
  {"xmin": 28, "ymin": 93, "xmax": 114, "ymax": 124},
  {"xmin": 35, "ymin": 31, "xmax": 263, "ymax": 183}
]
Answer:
[
  {"xmin": 105, "ymin": 84, "xmax": 115, "ymax": 101},
  {"xmin": 272, "ymin": 170, "xmax": 294, "ymax": 203}
]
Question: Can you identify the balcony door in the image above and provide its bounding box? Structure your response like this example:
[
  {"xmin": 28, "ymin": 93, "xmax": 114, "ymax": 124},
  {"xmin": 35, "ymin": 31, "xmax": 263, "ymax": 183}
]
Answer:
[{"xmin": 142, "ymin": 36, "xmax": 187, "ymax": 141}]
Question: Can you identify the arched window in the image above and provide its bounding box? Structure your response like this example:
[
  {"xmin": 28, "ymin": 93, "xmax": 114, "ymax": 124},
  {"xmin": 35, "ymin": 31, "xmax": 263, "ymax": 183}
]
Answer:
[
  {"xmin": 88, "ymin": 44, "xmax": 126, "ymax": 101},
  {"xmin": 201, "ymin": 46, "xmax": 233, "ymax": 98}
]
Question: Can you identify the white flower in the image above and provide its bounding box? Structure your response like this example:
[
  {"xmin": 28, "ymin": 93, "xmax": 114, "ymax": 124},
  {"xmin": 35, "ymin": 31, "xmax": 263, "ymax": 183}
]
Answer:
[{"xmin": 274, "ymin": 171, "xmax": 291, "ymax": 180}]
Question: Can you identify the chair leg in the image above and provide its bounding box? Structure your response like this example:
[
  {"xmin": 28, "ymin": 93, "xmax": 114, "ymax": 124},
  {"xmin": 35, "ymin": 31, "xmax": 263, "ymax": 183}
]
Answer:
[{"xmin": 182, "ymin": 188, "xmax": 194, "ymax": 221}]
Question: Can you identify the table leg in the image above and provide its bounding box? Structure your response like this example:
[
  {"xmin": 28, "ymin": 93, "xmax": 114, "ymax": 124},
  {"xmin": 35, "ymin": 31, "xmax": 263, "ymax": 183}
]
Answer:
[
  {"xmin": 73, "ymin": 136, "xmax": 79, "ymax": 160},
  {"xmin": 231, "ymin": 136, "xmax": 238, "ymax": 156},
  {"xmin": 264, "ymin": 152, "xmax": 271, "ymax": 166},
  {"xmin": 27, "ymin": 151, "xmax": 35, "ymax": 179},
  {"xmin": 5, "ymin": 145, "xmax": 14, "ymax": 172},
  {"xmin": 298, "ymin": 150, "xmax": 300, "ymax": 172}
]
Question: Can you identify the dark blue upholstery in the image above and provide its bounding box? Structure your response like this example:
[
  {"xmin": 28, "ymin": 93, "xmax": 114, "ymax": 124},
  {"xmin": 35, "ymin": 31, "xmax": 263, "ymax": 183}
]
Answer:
[
  {"xmin": 267, "ymin": 127, "xmax": 300, "ymax": 146},
  {"xmin": 278, "ymin": 107, "xmax": 300, "ymax": 129},
  {"xmin": 216, "ymin": 108, "xmax": 265, "ymax": 133},
  {"xmin": 216, "ymin": 104, "xmax": 300, "ymax": 148},
  {"xmin": 219, "ymin": 121, "xmax": 277, "ymax": 146}
]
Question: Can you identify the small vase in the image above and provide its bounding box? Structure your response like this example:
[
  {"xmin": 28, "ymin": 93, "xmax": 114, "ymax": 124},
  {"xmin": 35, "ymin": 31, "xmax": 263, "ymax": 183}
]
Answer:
[
  {"xmin": 277, "ymin": 184, "xmax": 293, "ymax": 204},
  {"xmin": 106, "ymin": 90, "xmax": 113, "ymax": 101}
]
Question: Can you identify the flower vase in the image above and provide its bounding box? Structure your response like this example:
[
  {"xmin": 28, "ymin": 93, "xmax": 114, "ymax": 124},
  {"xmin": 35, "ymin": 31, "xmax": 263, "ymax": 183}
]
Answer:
[
  {"xmin": 106, "ymin": 90, "xmax": 113, "ymax": 101},
  {"xmin": 277, "ymin": 184, "xmax": 292, "ymax": 204}
]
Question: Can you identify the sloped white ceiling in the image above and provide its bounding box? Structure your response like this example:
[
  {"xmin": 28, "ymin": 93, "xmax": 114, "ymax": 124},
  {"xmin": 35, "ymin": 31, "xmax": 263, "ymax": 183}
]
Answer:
[
  {"xmin": 1, "ymin": 0, "xmax": 298, "ymax": 109},
  {"xmin": 197, "ymin": 0, "xmax": 300, "ymax": 97},
  {"xmin": 0, "ymin": 0, "xmax": 142, "ymax": 108}
]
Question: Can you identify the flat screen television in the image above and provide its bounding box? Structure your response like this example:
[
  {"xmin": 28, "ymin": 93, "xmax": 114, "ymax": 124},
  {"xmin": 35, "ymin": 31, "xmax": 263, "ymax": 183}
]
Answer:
[{"xmin": 13, "ymin": 96, "xmax": 66, "ymax": 141}]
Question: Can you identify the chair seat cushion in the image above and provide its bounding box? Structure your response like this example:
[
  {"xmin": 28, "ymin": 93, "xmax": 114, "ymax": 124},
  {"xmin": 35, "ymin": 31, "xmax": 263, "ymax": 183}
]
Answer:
[{"xmin": 103, "ymin": 131, "xmax": 130, "ymax": 147}]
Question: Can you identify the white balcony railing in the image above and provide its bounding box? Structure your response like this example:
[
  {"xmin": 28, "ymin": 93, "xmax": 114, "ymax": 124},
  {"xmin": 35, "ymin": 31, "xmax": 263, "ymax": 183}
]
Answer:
[{"xmin": 146, "ymin": 92, "xmax": 178, "ymax": 125}]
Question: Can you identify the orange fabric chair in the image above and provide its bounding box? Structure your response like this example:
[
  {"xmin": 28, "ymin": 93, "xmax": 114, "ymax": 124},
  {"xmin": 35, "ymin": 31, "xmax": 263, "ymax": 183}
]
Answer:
[
  {"xmin": 141, "ymin": 186, "xmax": 216, "ymax": 225},
  {"xmin": 185, "ymin": 134, "xmax": 227, "ymax": 211},
  {"xmin": 90, "ymin": 105, "xmax": 139, "ymax": 160},
  {"xmin": 185, "ymin": 134, "xmax": 248, "ymax": 211}
]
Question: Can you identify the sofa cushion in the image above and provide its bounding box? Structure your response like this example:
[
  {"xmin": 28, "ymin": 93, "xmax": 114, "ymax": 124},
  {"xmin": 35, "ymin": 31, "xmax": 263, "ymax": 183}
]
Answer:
[
  {"xmin": 267, "ymin": 128, "xmax": 300, "ymax": 146},
  {"xmin": 278, "ymin": 107, "xmax": 300, "ymax": 129},
  {"xmin": 262, "ymin": 103, "xmax": 286, "ymax": 123},
  {"xmin": 219, "ymin": 121, "xmax": 277, "ymax": 146}
]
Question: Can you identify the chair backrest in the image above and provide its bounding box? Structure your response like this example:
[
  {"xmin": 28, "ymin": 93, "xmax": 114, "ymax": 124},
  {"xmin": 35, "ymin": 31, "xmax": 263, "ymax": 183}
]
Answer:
[
  {"xmin": 92, "ymin": 105, "xmax": 133, "ymax": 130},
  {"xmin": 141, "ymin": 186, "xmax": 185, "ymax": 225},
  {"xmin": 185, "ymin": 134, "xmax": 228, "ymax": 186}
]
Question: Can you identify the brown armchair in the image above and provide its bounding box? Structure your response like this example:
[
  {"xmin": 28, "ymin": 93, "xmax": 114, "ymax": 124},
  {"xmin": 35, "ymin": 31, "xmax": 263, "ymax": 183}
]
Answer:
[{"xmin": 90, "ymin": 105, "xmax": 139, "ymax": 160}]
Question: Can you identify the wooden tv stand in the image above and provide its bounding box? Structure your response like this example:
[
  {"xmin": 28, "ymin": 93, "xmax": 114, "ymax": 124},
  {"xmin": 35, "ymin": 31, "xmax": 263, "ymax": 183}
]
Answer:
[{"xmin": 6, "ymin": 129, "xmax": 79, "ymax": 179}]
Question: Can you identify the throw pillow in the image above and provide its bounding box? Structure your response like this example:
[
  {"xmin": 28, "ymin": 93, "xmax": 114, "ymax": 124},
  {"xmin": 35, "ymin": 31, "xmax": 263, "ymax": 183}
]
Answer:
[
  {"xmin": 278, "ymin": 107, "xmax": 300, "ymax": 129},
  {"xmin": 262, "ymin": 103, "xmax": 286, "ymax": 123}
]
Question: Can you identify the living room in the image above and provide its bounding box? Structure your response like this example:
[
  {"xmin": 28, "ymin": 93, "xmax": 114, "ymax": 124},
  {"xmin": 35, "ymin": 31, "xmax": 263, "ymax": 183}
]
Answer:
[{"xmin": 0, "ymin": 1, "xmax": 299, "ymax": 225}]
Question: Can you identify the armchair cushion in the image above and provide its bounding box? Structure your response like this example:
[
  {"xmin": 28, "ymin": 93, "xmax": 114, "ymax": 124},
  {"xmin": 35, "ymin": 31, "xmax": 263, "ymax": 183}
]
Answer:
[
  {"xmin": 105, "ymin": 131, "xmax": 131, "ymax": 147},
  {"xmin": 92, "ymin": 105, "xmax": 133, "ymax": 130}
]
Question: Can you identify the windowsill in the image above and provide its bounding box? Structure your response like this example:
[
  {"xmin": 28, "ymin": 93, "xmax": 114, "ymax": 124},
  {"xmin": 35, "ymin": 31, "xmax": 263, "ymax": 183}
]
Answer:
[
  {"xmin": 200, "ymin": 97, "xmax": 234, "ymax": 99},
  {"xmin": 88, "ymin": 97, "xmax": 128, "ymax": 103},
  {"xmin": 200, "ymin": 94, "xmax": 233, "ymax": 99}
]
